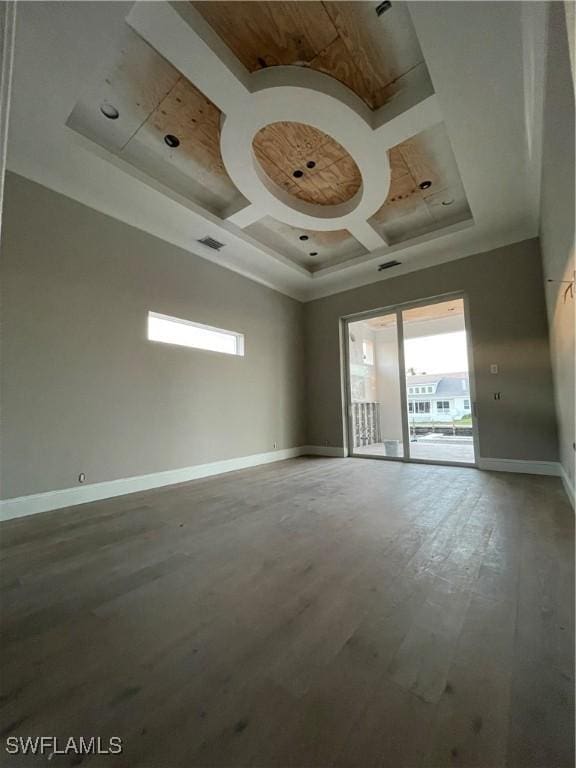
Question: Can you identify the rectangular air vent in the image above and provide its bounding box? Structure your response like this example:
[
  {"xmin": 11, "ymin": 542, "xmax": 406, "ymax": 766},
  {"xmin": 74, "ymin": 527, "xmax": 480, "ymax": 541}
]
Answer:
[
  {"xmin": 198, "ymin": 236, "xmax": 225, "ymax": 251},
  {"xmin": 378, "ymin": 260, "xmax": 401, "ymax": 271}
]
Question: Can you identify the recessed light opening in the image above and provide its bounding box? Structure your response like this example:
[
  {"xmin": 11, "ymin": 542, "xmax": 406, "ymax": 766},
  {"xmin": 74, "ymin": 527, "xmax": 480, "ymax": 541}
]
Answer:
[
  {"xmin": 100, "ymin": 103, "xmax": 119, "ymax": 120},
  {"xmin": 442, "ymin": 198, "xmax": 455, "ymax": 206},
  {"xmin": 309, "ymin": 251, "xmax": 318, "ymax": 256},
  {"xmin": 419, "ymin": 180, "xmax": 432, "ymax": 190},
  {"xmin": 375, "ymin": 1, "xmax": 392, "ymax": 17},
  {"xmin": 306, "ymin": 161, "xmax": 316, "ymax": 169},
  {"xmin": 164, "ymin": 134, "xmax": 180, "ymax": 148},
  {"xmin": 293, "ymin": 169, "xmax": 304, "ymax": 178}
]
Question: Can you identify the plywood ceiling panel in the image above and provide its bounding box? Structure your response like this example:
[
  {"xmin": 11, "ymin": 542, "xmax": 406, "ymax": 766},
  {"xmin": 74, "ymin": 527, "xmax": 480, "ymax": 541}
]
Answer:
[
  {"xmin": 370, "ymin": 123, "xmax": 472, "ymax": 244},
  {"xmin": 124, "ymin": 77, "xmax": 239, "ymax": 208},
  {"xmin": 307, "ymin": 36, "xmax": 375, "ymax": 108},
  {"xmin": 104, "ymin": 37, "xmax": 181, "ymax": 123},
  {"xmin": 67, "ymin": 27, "xmax": 243, "ymax": 215},
  {"xmin": 192, "ymin": 2, "xmax": 337, "ymax": 69},
  {"xmin": 253, "ymin": 121, "xmax": 362, "ymax": 206},
  {"xmin": 66, "ymin": 28, "xmax": 181, "ymax": 153},
  {"xmin": 192, "ymin": 1, "xmax": 426, "ymax": 109},
  {"xmin": 322, "ymin": 2, "xmax": 424, "ymax": 107},
  {"xmin": 245, "ymin": 216, "xmax": 366, "ymax": 271}
]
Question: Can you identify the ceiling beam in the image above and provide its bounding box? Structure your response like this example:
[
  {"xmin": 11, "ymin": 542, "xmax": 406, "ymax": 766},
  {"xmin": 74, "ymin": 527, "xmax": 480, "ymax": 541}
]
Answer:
[
  {"xmin": 225, "ymin": 203, "xmax": 262, "ymax": 228},
  {"xmin": 374, "ymin": 93, "xmax": 443, "ymax": 150},
  {"xmin": 126, "ymin": 1, "xmax": 249, "ymax": 117},
  {"xmin": 349, "ymin": 221, "xmax": 388, "ymax": 251}
]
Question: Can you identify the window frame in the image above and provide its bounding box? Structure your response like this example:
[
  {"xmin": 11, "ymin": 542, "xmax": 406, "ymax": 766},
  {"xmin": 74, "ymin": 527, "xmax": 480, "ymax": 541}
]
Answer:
[{"xmin": 147, "ymin": 311, "xmax": 245, "ymax": 356}]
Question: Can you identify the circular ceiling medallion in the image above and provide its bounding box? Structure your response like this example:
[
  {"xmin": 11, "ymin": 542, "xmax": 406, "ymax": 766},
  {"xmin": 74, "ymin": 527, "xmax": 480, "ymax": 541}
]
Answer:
[
  {"xmin": 219, "ymin": 75, "xmax": 391, "ymax": 232},
  {"xmin": 252, "ymin": 121, "xmax": 362, "ymax": 207}
]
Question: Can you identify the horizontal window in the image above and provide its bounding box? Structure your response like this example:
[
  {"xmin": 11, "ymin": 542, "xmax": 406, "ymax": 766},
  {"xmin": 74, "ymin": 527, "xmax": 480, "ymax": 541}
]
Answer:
[
  {"xmin": 436, "ymin": 400, "xmax": 450, "ymax": 411},
  {"xmin": 148, "ymin": 312, "xmax": 244, "ymax": 356}
]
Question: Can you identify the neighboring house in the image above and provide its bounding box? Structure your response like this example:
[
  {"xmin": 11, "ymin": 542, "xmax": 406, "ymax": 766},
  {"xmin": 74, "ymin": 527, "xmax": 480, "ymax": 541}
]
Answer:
[{"xmin": 406, "ymin": 372, "xmax": 471, "ymax": 422}]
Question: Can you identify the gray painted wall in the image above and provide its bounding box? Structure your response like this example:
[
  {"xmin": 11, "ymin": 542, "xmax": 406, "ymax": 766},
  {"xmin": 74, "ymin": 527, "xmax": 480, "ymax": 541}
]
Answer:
[
  {"xmin": 304, "ymin": 238, "xmax": 559, "ymax": 463},
  {"xmin": 0, "ymin": 173, "xmax": 305, "ymax": 499},
  {"xmin": 0, "ymin": 174, "xmax": 564, "ymax": 501},
  {"xmin": 539, "ymin": 3, "xmax": 575, "ymax": 492}
]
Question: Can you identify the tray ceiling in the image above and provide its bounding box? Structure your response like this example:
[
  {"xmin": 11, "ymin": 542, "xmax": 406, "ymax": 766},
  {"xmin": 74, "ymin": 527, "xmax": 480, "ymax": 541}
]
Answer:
[
  {"xmin": 6, "ymin": 0, "xmax": 537, "ymax": 300},
  {"xmin": 66, "ymin": 1, "xmax": 473, "ymax": 276}
]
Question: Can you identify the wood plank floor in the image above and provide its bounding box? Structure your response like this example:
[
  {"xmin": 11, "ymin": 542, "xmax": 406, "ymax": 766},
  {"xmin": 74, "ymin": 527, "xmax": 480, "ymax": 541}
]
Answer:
[{"xmin": 0, "ymin": 457, "xmax": 573, "ymax": 767}]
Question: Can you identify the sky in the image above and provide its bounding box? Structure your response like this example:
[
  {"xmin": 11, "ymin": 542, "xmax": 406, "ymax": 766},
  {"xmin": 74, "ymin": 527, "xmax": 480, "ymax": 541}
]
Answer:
[{"xmin": 404, "ymin": 330, "xmax": 469, "ymax": 374}]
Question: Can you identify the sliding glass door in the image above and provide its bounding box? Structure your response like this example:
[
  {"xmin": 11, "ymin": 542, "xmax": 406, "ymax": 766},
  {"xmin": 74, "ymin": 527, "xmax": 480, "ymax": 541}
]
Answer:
[
  {"xmin": 345, "ymin": 296, "xmax": 477, "ymax": 466},
  {"xmin": 347, "ymin": 312, "xmax": 405, "ymax": 459},
  {"xmin": 402, "ymin": 298, "xmax": 476, "ymax": 464}
]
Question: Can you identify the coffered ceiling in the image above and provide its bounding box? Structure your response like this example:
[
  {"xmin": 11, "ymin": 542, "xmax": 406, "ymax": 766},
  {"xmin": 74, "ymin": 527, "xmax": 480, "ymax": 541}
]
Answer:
[
  {"xmin": 66, "ymin": 1, "xmax": 473, "ymax": 275},
  {"xmin": 7, "ymin": 1, "xmax": 546, "ymax": 300}
]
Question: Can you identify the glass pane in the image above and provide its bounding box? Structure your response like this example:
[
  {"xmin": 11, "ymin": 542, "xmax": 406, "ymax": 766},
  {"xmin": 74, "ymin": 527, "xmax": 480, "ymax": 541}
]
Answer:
[
  {"xmin": 402, "ymin": 298, "xmax": 475, "ymax": 464},
  {"xmin": 348, "ymin": 313, "xmax": 404, "ymax": 458},
  {"xmin": 148, "ymin": 312, "xmax": 243, "ymax": 356}
]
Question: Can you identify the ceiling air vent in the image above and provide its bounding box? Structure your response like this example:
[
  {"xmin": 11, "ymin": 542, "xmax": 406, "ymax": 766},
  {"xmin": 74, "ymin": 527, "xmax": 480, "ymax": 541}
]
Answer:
[
  {"xmin": 198, "ymin": 236, "xmax": 225, "ymax": 251},
  {"xmin": 378, "ymin": 260, "xmax": 401, "ymax": 271}
]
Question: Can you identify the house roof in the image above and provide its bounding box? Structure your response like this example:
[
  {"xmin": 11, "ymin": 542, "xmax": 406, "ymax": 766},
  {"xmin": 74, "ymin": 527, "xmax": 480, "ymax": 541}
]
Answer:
[
  {"xmin": 435, "ymin": 378, "xmax": 470, "ymax": 397},
  {"xmin": 407, "ymin": 372, "xmax": 470, "ymax": 397}
]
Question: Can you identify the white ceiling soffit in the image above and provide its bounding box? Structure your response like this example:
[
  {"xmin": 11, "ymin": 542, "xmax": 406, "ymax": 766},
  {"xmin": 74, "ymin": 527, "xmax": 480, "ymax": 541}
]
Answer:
[{"xmin": 6, "ymin": 1, "xmax": 545, "ymax": 302}]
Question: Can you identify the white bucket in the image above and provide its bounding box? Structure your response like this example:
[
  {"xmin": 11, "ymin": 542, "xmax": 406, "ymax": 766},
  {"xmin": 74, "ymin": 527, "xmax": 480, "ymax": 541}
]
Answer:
[{"xmin": 384, "ymin": 440, "xmax": 399, "ymax": 457}]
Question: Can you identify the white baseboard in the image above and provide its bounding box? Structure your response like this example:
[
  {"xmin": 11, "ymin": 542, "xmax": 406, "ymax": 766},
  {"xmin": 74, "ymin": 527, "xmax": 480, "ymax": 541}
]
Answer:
[
  {"xmin": 478, "ymin": 457, "xmax": 561, "ymax": 477},
  {"xmin": 474, "ymin": 457, "xmax": 576, "ymax": 508},
  {"xmin": 3, "ymin": 449, "xmax": 570, "ymax": 522},
  {"xmin": 0, "ymin": 447, "xmax": 304, "ymax": 522},
  {"xmin": 560, "ymin": 465, "xmax": 575, "ymax": 510},
  {"xmin": 300, "ymin": 445, "xmax": 347, "ymax": 458}
]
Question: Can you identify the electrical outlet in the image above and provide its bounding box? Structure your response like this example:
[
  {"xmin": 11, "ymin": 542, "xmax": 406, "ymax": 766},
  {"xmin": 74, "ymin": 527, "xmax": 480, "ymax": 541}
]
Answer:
[
  {"xmin": 493, "ymin": 392, "xmax": 501, "ymax": 400},
  {"xmin": 490, "ymin": 364, "xmax": 499, "ymax": 374},
  {"xmin": 78, "ymin": 472, "xmax": 86, "ymax": 483}
]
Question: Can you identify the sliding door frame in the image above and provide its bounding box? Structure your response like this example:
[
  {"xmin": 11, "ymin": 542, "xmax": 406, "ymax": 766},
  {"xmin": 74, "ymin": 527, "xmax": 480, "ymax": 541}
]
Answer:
[{"xmin": 342, "ymin": 290, "xmax": 480, "ymax": 469}]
